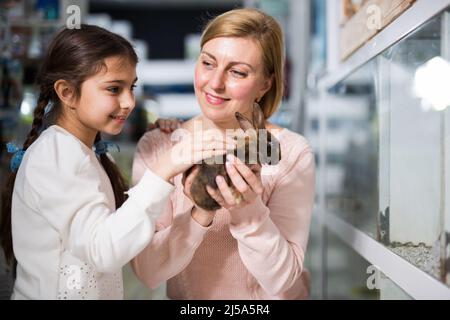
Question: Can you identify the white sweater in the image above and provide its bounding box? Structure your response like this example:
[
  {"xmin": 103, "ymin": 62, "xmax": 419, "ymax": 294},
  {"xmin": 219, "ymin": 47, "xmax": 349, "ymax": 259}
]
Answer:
[{"xmin": 11, "ymin": 125, "xmax": 174, "ymax": 299}]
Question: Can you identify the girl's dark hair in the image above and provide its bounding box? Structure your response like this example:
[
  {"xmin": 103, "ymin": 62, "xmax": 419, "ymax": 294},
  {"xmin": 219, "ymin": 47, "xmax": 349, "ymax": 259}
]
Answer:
[{"xmin": 1, "ymin": 24, "xmax": 138, "ymax": 266}]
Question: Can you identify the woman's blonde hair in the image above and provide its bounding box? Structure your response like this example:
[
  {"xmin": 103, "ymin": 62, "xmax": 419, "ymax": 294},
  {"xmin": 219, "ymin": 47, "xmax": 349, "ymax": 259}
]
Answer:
[{"xmin": 200, "ymin": 8, "xmax": 285, "ymax": 119}]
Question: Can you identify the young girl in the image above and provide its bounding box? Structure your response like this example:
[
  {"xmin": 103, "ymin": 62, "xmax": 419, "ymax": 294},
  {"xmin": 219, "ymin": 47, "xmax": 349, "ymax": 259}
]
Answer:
[{"xmin": 0, "ymin": 25, "xmax": 228, "ymax": 300}]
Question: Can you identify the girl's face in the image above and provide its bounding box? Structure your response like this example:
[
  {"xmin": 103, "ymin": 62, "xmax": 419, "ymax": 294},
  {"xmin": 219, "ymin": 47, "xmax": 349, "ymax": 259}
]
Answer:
[
  {"xmin": 74, "ymin": 56, "xmax": 137, "ymax": 137},
  {"xmin": 194, "ymin": 37, "xmax": 272, "ymax": 128}
]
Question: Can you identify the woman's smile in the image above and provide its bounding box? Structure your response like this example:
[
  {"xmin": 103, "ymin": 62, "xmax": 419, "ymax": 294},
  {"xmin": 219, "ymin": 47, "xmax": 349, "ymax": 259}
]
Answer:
[{"xmin": 205, "ymin": 92, "xmax": 230, "ymax": 106}]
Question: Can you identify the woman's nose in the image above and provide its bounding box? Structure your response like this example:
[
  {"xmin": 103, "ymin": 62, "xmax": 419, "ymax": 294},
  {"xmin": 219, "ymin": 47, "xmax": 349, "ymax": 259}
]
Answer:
[{"xmin": 209, "ymin": 70, "xmax": 225, "ymax": 91}]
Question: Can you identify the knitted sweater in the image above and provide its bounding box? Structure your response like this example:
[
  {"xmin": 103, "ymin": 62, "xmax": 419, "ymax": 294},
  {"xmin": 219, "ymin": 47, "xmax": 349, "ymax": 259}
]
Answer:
[{"xmin": 131, "ymin": 127, "xmax": 315, "ymax": 299}]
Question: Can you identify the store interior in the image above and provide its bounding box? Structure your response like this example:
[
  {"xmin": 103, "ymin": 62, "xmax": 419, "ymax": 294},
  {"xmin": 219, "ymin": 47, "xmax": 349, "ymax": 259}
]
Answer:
[{"xmin": 1, "ymin": 0, "xmax": 450, "ymax": 300}]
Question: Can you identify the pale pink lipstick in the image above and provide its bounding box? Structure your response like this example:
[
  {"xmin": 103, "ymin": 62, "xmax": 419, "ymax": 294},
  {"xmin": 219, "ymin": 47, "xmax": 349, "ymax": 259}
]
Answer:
[{"xmin": 205, "ymin": 92, "xmax": 230, "ymax": 106}]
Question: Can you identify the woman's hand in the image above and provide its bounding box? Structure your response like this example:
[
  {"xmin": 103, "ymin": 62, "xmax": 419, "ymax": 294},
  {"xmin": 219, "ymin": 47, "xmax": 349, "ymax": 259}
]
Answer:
[
  {"xmin": 206, "ymin": 154, "xmax": 263, "ymax": 211},
  {"xmin": 182, "ymin": 166, "xmax": 216, "ymax": 227}
]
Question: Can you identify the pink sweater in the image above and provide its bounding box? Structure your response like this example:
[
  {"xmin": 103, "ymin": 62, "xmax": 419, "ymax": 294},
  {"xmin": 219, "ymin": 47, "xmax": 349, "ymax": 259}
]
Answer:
[{"xmin": 131, "ymin": 128, "xmax": 315, "ymax": 299}]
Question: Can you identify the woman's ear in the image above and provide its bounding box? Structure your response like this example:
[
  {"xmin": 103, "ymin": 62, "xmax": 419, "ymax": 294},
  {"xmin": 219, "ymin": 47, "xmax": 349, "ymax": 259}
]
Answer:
[
  {"xmin": 54, "ymin": 80, "xmax": 76, "ymax": 108},
  {"xmin": 258, "ymin": 74, "xmax": 274, "ymax": 99}
]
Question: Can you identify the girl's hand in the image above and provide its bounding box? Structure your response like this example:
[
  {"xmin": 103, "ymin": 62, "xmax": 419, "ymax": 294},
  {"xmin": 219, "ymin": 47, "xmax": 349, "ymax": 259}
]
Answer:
[
  {"xmin": 206, "ymin": 154, "xmax": 263, "ymax": 211},
  {"xmin": 152, "ymin": 131, "xmax": 236, "ymax": 182},
  {"xmin": 148, "ymin": 118, "xmax": 183, "ymax": 133}
]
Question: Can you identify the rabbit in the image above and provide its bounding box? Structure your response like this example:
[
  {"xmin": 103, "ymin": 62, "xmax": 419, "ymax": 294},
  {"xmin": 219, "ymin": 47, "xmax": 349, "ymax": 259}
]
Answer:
[{"xmin": 184, "ymin": 102, "xmax": 282, "ymax": 211}]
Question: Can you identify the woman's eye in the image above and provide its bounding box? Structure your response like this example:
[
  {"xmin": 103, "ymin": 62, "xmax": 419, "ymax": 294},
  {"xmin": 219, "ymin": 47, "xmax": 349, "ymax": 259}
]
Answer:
[
  {"xmin": 107, "ymin": 87, "xmax": 120, "ymax": 94},
  {"xmin": 131, "ymin": 84, "xmax": 137, "ymax": 92},
  {"xmin": 202, "ymin": 60, "xmax": 214, "ymax": 69},
  {"xmin": 231, "ymin": 70, "xmax": 247, "ymax": 78}
]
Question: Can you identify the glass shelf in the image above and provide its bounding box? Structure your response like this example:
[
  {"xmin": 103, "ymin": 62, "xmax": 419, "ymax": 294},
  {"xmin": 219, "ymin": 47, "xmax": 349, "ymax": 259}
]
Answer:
[{"xmin": 323, "ymin": 10, "xmax": 450, "ymax": 288}]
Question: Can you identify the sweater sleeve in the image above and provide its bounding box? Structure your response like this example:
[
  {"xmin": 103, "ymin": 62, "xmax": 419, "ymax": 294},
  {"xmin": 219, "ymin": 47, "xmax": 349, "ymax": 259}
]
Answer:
[
  {"xmin": 130, "ymin": 130, "xmax": 209, "ymax": 289},
  {"xmin": 23, "ymin": 132, "xmax": 174, "ymax": 273},
  {"xmin": 228, "ymin": 141, "xmax": 316, "ymax": 296}
]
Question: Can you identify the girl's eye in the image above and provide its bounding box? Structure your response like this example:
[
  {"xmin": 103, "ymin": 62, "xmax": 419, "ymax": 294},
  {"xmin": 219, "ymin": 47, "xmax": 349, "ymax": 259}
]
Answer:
[
  {"xmin": 107, "ymin": 87, "xmax": 120, "ymax": 94},
  {"xmin": 231, "ymin": 70, "xmax": 247, "ymax": 78},
  {"xmin": 131, "ymin": 84, "xmax": 137, "ymax": 91}
]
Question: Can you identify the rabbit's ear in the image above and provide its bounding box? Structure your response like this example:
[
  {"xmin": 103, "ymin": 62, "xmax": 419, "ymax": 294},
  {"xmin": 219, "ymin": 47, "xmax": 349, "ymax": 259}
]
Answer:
[
  {"xmin": 235, "ymin": 112, "xmax": 254, "ymax": 131},
  {"xmin": 252, "ymin": 102, "xmax": 266, "ymax": 129}
]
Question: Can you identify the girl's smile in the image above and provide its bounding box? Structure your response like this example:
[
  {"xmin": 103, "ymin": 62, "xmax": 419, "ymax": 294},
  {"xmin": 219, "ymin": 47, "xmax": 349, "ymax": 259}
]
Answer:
[{"xmin": 109, "ymin": 113, "xmax": 129, "ymax": 124}]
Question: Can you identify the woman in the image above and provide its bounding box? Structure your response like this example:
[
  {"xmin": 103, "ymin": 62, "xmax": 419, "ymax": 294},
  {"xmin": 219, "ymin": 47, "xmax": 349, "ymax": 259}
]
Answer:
[{"xmin": 131, "ymin": 8, "xmax": 315, "ymax": 299}]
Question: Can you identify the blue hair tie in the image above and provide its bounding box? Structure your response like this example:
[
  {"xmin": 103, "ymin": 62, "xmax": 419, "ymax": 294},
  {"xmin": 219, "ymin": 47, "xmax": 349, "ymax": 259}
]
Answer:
[
  {"xmin": 6, "ymin": 142, "xmax": 25, "ymax": 172},
  {"xmin": 44, "ymin": 101, "xmax": 54, "ymax": 116},
  {"xmin": 94, "ymin": 141, "xmax": 120, "ymax": 156}
]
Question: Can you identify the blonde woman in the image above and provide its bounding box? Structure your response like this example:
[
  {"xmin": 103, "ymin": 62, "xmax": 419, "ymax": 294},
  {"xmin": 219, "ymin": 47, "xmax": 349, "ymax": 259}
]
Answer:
[{"xmin": 132, "ymin": 8, "xmax": 315, "ymax": 299}]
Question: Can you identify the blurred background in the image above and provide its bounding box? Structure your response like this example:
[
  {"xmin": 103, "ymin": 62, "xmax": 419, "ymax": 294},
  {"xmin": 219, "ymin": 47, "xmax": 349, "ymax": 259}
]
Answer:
[{"xmin": 1, "ymin": 0, "xmax": 450, "ymax": 300}]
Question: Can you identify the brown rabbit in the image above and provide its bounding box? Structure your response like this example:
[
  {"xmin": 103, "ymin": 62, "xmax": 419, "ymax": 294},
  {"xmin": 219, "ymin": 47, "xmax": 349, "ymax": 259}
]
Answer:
[{"xmin": 184, "ymin": 103, "xmax": 282, "ymax": 211}]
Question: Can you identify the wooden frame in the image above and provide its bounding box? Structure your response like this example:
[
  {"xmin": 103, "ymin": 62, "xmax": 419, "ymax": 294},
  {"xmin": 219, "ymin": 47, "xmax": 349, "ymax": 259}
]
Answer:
[{"xmin": 340, "ymin": 0, "xmax": 416, "ymax": 61}]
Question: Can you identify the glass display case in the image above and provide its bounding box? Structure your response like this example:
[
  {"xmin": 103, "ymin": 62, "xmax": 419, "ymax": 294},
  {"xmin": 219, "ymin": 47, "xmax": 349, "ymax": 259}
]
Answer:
[{"xmin": 320, "ymin": 8, "xmax": 450, "ymax": 293}]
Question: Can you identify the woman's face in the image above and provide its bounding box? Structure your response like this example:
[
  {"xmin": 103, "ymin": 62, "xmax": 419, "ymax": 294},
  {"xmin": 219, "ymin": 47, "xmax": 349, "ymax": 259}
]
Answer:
[{"xmin": 194, "ymin": 37, "xmax": 272, "ymax": 127}]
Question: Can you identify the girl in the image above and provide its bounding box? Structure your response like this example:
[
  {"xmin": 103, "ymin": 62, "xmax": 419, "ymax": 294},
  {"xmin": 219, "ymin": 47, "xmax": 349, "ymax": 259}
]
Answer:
[{"xmin": 0, "ymin": 25, "xmax": 229, "ymax": 300}]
